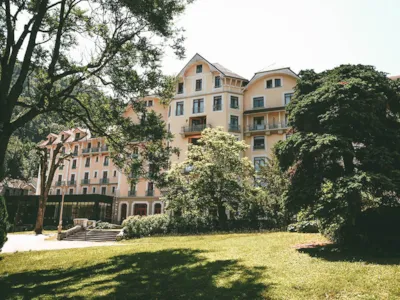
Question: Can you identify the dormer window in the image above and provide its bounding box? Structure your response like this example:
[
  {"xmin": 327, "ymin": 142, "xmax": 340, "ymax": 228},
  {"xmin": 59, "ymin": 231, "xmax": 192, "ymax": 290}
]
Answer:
[
  {"xmin": 61, "ymin": 134, "xmax": 65, "ymax": 141},
  {"xmin": 75, "ymin": 132, "xmax": 80, "ymax": 140},
  {"xmin": 178, "ymin": 82, "xmax": 184, "ymax": 94},
  {"xmin": 266, "ymin": 78, "xmax": 282, "ymax": 89},
  {"xmin": 214, "ymin": 76, "xmax": 221, "ymax": 88},
  {"xmin": 196, "ymin": 65, "xmax": 202, "ymax": 73}
]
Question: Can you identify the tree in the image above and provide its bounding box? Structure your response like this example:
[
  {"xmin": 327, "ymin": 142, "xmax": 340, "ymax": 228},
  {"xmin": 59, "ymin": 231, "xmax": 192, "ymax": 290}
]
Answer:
[
  {"xmin": 0, "ymin": 196, "xmax": 8, "ymax": 252},
  {"xmin": 0, "ymin": 0, "xmax": 191, "ymax": 181},
  {"xmin": 164, "ymin": 127, "xmax": 255, "ymax": 228},
  {"xmin": 275, "ymin": 65, "xmax": 400, "ymax": 244}
]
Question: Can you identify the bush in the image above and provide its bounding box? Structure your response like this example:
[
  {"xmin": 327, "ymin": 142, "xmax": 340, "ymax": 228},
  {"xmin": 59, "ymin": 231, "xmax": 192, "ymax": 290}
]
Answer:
[
  {"xmin": 0, "ymin": 196, "xmax": 9, "ymax": 251},
  {"xmin": 123, "ymin": 214, "xmax": 170, "ymax": 238},
  {"xmin": 95, "ymin": 221, "xmax": 122, "ymax": 230},
  {"xmin": 43, "ymin": 225, "xmax": 58, "ymax": 231},
  {"xmin": 288, "ymin": 220, "xmax": 318, "ymax": 233}
]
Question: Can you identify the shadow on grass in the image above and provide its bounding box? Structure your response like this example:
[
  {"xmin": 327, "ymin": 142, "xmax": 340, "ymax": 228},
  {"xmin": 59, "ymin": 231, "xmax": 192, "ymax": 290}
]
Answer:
[
  {"xmin": 0, "ymin": 249, "xmax": 269, "ymax": 299},
  {"xmin": 297, "ymin": 244, "xmax": 400, "ymax": 265}
]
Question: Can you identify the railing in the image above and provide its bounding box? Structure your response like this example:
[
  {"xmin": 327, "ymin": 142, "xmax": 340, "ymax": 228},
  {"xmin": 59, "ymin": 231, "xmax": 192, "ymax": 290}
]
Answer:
[
  {"xmin": 91, "ymin": 147, "xmax": 99, "ymax": 153},
  {"xmin": 85, "ymin": 163, "xmax": 90, "ymax": 167},
  {"xmin": 72, "ymin": 151, "xmax": 78, "ymax": 156},
  {"xmin": 146, "ymin": 190, "xmax": 154, "ymax": 196},
  {"xmin": 59, "ymin": 165, "xmax": 64, "ymax": 170},
  {"xmin": 68, "ymin": 180, "xmax": 76, "ymax": 186},
  {"xmin": 247, "ymin": 122, "xmax": 288, "ymax": 131},
  {"xmin": 229, "ymin": 124, "xmax": 240, "ymax": 132},
  {"xmin": 82, "ymin": 148, "xmax": 91, "ymax": 154},
  {"xmin": 99, "ymin": 178, "xmax": 109, "ymax": 184},
  {"xmin": 253, "ymin": 144, "xmax": 265, "ymax": 150},
  {"xmin": 81, "ymin": 179, "xmax": 90, "ymax": 184},
  {"xmin": 181, "ymin": 124, "xmax": 211, "ymax": 133},
  {"xmin": 101, "ymin": 145, "xmax": 109, "ymax": 152},
  {"xmin": 72, "ymin": 165, "xmax": 77, "ymax": 169},
  {"xmin": 103, "ymin": 162, "xmax": 109, "ymax": 166},
  {"xmin": 55, "ymin": 181, "xmax": 65, "ymax": 187},
  {"xmin": 128, "ymin": 190, "xmax": 136, "ymax": 196}
]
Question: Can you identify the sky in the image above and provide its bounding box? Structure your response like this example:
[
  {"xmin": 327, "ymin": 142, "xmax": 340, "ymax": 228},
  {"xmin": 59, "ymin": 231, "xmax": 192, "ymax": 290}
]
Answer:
[{"xmin": 161, "ymin": 0, "xmax": 400, "ymax": 80}]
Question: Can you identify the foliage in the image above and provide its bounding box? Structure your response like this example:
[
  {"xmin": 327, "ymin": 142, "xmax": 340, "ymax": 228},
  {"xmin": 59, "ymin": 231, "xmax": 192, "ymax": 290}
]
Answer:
[
  {"xmin": 0, "ymin": 196, "xmax": 9, "ymax": 251},
  {"xmin": 122, "ymin": 214, "xmax": 170, "ymax": 238},
  {"xmin": 275, "ymin": 64, "xmax": 400, "ymax": 244},
  {"xmin": 287, "ymin": 221, "xmax": 318, "ymax": 233},
  {"xmin": 0, "ymin": 0, "xmax": 192, "ymax": 180},
  {"xmin": 164, "ymin": 127, "xmax": 256, "ymax": 227},
  {"xmin": 95, "ymin": 222, "xmax": 122, "ymax": 230}
]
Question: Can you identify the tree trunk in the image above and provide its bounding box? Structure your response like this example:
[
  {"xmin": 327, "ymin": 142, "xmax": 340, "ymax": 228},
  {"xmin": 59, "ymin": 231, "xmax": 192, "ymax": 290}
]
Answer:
[
  {"xmin": 34, "ymin": 195, "xmax": 47, "ymax": 234},
  {"xmin": 0, "ymin": 129, "xmax": 12, "ymax": 182},
  {"xmin": 217, "ymin": 203, "xmax": 227, "ymax": 230}
]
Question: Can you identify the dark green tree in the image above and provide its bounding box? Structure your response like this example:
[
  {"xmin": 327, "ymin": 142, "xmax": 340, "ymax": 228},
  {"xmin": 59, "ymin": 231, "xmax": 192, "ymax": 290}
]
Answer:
[
  {"xmin": 275, "ymin": 65, "xmax": 400, "ymax": 244},
  {"xmin": 0, "ymin": 0, "xmax": 191, "ymax": 180}
]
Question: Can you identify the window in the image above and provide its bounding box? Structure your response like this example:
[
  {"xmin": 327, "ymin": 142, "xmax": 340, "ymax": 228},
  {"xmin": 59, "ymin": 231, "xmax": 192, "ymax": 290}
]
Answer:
[
  {"xmin": 104, "ymin": 156, "xmax": 109, "ymax": 166},
  {"xmin": 112, "ymin": 186, "xmax": 116, "ymax": 194},
  {"xmin": 196, "ymin": 64, "xmax": 202, "ymax": 73},
  {"xmin": 61, "ymin": 147, "xmax": 65, "ymax": 154},
  {"xmin": 284, "ymin": 93, "xmax": 293, "ymax": 105},
  {"xmin": 176, "ymin": 101, "xmax": 184, "ymax": 116},
  {"xmin": 72, "ymin": 159, "xmax": 77, "ymax": 169},
  {"xmin": 266, "ymin": 78, "xmax": 282, "ymax": 89},
  {"xmin": 253, "ymin": 97, "xmax": 264, "ymax": 108},
  {"xmin": 134, "ymin": 204, "xmax": 147, "ymax": 216},
  {"xmin": 69, "ymin": 189, "xmax": 73, "ymax": 195},
  {"xmin": 113, "ymin": 170, "xmax": 117, "ymax": 177},
  {"xmin": 253, "ymin": 116, "xmax": 265, "ymax": 130},
  {"xmin": 85, "ymin": 157, "xmax": 90, "ymax": 167},
  {"xmin": 215, "ymin": 76, "xmax": 221, "ymax": 88},
  {"xmin": 103, "ymin": 171, "xmax": 108, "ymax": 178},
  {"xmin": 75, "ymin": 132, "xmax": 80, "ymax": 140},
  {"xmin": 275, "ymin": 78, "xmax": 282, "ymax": 87},
  {"xmin": 88, "ymin": 142, "xmax": 91, "ymax": 149},
  {"xmin": 230, "ymin": 115, "xmax": 239, "ymax": 131},
  {"xmin": 58, "ymin": 175, "xmax": 62, "ymax": 182},
  {"xmin": 97, "ymin": 142, "xmax": 100, "ymax": 148},
  {"xmin": 254, "ymin": 157, "xmax": 266, "ymax": 172},
  {"xmin": 230, "ymin": 96, "xmax": 239, "ymax": 109},
  {"xmin": 154, "ymin": 203, "xmax": 162, "ymax": 214},
  {"xmin": 195, "ymin": 79, "xmax": 202, "ymax": 91},
  {"xmin": 101, "ymin": 187, "xmax": 106, "ymax": 195},
  {"xmin": 213, "ymin": 96, "xmax": 222, "ymax": 111},
  {"xmin": 189, "ymin": 137, "xmax": 200, "ymax": 145},
  {"xmin": 266, "ymin": 79, "xmax": 273, "ymax": 89},
  {"xmin": 146, "ymin": 100, "xmax": 153, "ymax": 107},
  {"xmin": 74, "ymin": 145, "xmax": 78, "ymax": 154},
  {"xmin": 61, "ymin": 134, "xmax": 65, "ymax": 141},
  {"xmin": 84, "ymin": 172, "xmax": 89, "ymax": 179},
  {"xmin": 56, "ymin": 189, "xmax": 61, "ymax": 195},
  {"xmin": 193, "ymin": 99, "xmax": 204, "ymax": 114},
  {"xmin": 178, "ymin": 82, "xmax": 184, "ymax": 94},
  {"xmin": 168, "ymin": 105, "xmax": 171, "ymax": 117},
  {"xmin": 83, "ymin": 187, "xmax": 88, "ymax": 195},
  {"xmin": 70, "ymin": 174, "xmax": 75, "ymax": 183},
  {"xmin": 253, "ymin": 136, "xmax": 265, "ymax": 150},
  {"xmin": 94, "ymin": 171, "xmax": 97, "ymax": 178},
  {"xmin": 96, "ymin": 156, "xmax": 99, "ymax": 163},
  {"xmin": 92, "ymin": 187, "xmax": 96, "ymax": 194}
]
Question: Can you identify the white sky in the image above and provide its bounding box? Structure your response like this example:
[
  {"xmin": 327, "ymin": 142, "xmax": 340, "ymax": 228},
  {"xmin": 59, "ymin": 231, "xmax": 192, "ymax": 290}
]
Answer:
[{"xmin": 162, "ymin": 0, "xmax": 400, "ymax": 80}]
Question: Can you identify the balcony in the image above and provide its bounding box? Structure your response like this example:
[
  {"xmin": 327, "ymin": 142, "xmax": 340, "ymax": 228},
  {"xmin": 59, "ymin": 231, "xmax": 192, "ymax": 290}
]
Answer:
[
  {"xmin": 72, "ymin": 151, "xmax": 78, "ymax": 157},
  {"xmin": 229, "ymin": 124, "xmax": 241, "ymax": 132},
  {"xmin": 101, "ymin": 145, "xmax": 109, "ymax": 152},
  {"xmin": 253, "ymin": 144, "xmax": 265, "ymax": 150},
  {"xmin": 91, "ymin": 147, "xmax": 99, "ymax": 153},
  {"xmin": 82, "ymin": 148, "xmax": 91, "ymax": 155},
  {"xmin": 246, "ymin": 122, "xmax": 289, "ymax": 135},
  {"xmin": 85, "ymin": 163, "xmax": 90, "ymax": 168},
  {"xmin": 55, "ymin": 181, "xmax": 65, "ymax": 187},
  {"xmin": 146, "ymin": 190, "xmax": 154, "ymax": 197},
  {"xmin": 99, "ymin": 178, "xmax": 109, "ymax": 184},
  {"xmin": 181, "ymin": 124, "xmax": 211, "ymax": 137},
  {"xmin": 128, "ymin": 190, "xmax": 136, "ymax": 197},
  {"xmin": 67, "ymin": 180, "xmax": 76, "ymax": 186},
  {"xmin": 81, "ymin": 179, "xmax": 90, "ymax": 185},
  {"xmin": 103, "ymin": 162, "xmax": 109, "ymax": 166},
  {"xmin": 72, "ymin": 165, "xmax": 77, "ymax": 169}
]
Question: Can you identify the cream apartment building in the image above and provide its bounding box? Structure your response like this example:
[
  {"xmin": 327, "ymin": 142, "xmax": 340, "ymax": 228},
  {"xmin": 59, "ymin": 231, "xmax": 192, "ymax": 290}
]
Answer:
[{"xmin": 37, "ymin": 53, "xmax": 298, "ymax": 223}]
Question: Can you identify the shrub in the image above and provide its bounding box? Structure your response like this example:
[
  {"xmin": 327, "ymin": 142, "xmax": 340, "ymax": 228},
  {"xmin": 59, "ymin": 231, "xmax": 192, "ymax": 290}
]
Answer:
[
  {"xmin": 43, "ymin": 225, "xmax": 58, "ymax": 231},
  {"xmin": 288, "ymin": 220, "xmax": 319, "ymax": 233},
  {"xmin": 168, "ymin": 214, "xmax": 217, "ymax": 234},
  {"xmin": 123, "ymin": 214, "xmax": 170, "ymax": 238},
  {"xmin": 95, "ymin": 221, "xmax": 122, "ymax": 230},
  {"xmin": 0, "ymin": 196, "xmax": 9, "ymax": 251}
]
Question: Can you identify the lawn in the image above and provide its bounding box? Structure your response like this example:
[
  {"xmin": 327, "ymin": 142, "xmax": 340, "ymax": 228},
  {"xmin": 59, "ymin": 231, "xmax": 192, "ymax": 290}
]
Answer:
[{"xmin": 0, "ymin": 232, "xmax": 399, "ymax": 299}]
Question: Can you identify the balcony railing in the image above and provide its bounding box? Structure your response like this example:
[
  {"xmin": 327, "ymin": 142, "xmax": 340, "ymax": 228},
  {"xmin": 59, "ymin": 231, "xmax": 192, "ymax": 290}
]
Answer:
[
  {"xmin": 67, "ymin": 180, "xmax": 76, "ymax": 186},
  {"xmin": 82, "ymin": 148, "xmax": 91, "ymax": 154},
  {"xmin": 128, "ymin": 190, "xmax": 136, "ymax": 196},
  {"xmin": 253, "ymin": 144, "xmax": 265, "ymax": 150},
  {"xmin": 81, "ymin": 179, "xmax": 90, "ymax": 184},
  {"xmin": 72, "ymin": 151, "xmax": 78, "ymax": 156},
  {"xmin": 247, "ymin": 122, "xmax": 289, "ymax": 132},
  {"xmin": 101, "ymin": 145, "xmax": 109, "ymax": 152},
  {"xmin": 72, "ymin": 165, "xmax": 77, "ymax": 169},
  {"xmin": 181, "ymin": 124, "xmax": 211, "ymax": 136},
  {"xmin": 229, "ymin": 124, "xmax": 240, "ymax": 132},
  {"xmin": 91, "ymin": 147, "xmax": 99, "ymax": 153},
  {"xmin": 103, "ymin": 162, "xmax": 109, "ymax": 166},
  {"xmin": 146, "ymin": 190, "xmax": 154, "ymax": 196},
  {"xmin": 55, "ymin": 181, "xmax": 65, "ymax": 187},
  {"xmin": 99, "ymin": 178, "xmax": 109, "ymax": 184},
  {"xmin": 85, "ymin": 163, "xmax": 90, "ymax": 167}
]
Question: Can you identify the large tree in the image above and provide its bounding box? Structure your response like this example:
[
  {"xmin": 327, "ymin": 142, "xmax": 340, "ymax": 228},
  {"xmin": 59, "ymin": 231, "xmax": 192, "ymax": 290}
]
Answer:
[
  {"xmin": 275, "ymin": 65, "xmax": 400, "ymax": 243},
  {"xmin": 0, "ymin": 0, "xmax": 191, "ymax": 180},
  {"xmin": 164, "ymin": 127, "xmax": 255, "ymax": 228}
]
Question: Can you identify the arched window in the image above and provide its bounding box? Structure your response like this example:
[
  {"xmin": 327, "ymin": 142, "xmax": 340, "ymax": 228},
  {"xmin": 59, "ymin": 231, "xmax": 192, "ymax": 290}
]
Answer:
[
  {"xmin": 154, "ymin": 203, "xmax": 162, "ymax": 214},
  {"xmin": 134, "ymin": 204, "xmax": 147, "ymax": 216},
  {"xmin": 120, "ymin": 203, "xmax": 127, "ymax": 222}
]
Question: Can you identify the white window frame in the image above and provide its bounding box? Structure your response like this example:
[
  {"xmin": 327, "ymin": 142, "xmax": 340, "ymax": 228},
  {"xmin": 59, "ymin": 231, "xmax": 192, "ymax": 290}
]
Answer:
[
  {"xmin": 253, "ymin": 156, "xmax": 267, "ymax": 172},
  {"xmin": 265, "ymin": 77, "xmax": 283, "ymax": 89},
  {"xmin": 230, "ymin": 95, "xmax": 240, "ymax": 109},
  {"xmin": 253, "ymin": 136, "xmax": 266, "ymax": 151},
  {"xmin": 175, "ymin": 101, "xmax": 185, "ymax": 117},
  {"xmin": 118, "ymin": 201, "xmax": 130, "ymax": 221},
  {"xmin": 282, "ymin": 90, "xmax": 294, "ymax": 106},
  {"xmin": 132, "ymin": 201, "xmax": 150, "ymax": 216},
  {"xmin": 192, "ymin": 98, "xmax": 205, "ymax": 115},
  {"xmin": 100, "ymin": 186, "xmax": 107, "ymax": 195},
  {"xmin": 82, "ymin": 186, "xmax": 88, "ymax": 195},
  {"xmin": 152, "ymin": 201, "xmax": 163, "ymax": 215},
  {"xmin": 213, "ymin": 75, "xmax": 222, "ymax": 90}
]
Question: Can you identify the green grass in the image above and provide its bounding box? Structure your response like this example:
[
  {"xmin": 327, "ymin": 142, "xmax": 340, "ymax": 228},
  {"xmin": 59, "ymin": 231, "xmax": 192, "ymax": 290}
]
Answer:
[{"xmin": 0, "ymin": 232, "xmax": 399, "ymax": 299}]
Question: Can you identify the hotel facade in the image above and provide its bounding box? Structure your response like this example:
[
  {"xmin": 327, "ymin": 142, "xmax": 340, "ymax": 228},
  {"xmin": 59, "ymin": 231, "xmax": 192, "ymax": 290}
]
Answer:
[{"xmin": 37, "ymin": 54, "xmax": 297, "ymax": 224}]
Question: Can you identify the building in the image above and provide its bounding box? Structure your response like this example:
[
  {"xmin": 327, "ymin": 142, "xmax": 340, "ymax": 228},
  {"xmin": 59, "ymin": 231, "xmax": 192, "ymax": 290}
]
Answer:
[
  {"xmin": 36, "ymin": 54, "xmax": 297, "ymax": 224},
  {"xmin": 0, "ymin": 179, "xmax": 37, "ymax": 196}
]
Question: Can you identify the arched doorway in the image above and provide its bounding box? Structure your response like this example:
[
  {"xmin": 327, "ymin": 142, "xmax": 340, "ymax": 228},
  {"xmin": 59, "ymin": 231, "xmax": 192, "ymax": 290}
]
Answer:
[
  {"xmin": 154, "ymin": 203, "xmax": 162, "ymax": 214},
  {"xmin": 134, "ymin": 204, "xmax": 147, "ymax": 216},
  {"xmin": 120, "ymin": 203, "xmax": 127, "ymax": 223}
]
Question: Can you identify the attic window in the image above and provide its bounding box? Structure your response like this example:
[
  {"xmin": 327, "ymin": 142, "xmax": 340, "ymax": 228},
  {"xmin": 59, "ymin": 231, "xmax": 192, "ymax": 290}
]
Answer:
[
  {"xmin": 61, "ymin": 134, "xmax": 65, "ymax": 141},
  {"xmin": 75, "ymin": 133, "xmax": 80, "ymax": 140},
  {"xmin": 196, "ymin": 65, "xmax": 202, "ymax": 73}
]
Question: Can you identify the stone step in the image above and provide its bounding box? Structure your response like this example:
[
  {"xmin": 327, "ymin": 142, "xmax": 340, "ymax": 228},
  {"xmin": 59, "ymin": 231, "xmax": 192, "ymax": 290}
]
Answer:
[{"xmin": 62, "ymin": 230, "xmax": 119, "ymax": 242}]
